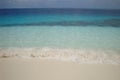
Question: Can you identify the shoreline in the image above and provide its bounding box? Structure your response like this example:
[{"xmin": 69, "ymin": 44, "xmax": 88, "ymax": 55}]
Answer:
[{"xmin": 0, "ymin": 48, "xmax": 120, "ymax": 65}]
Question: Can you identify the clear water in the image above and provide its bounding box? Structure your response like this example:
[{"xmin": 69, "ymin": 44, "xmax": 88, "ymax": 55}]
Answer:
[
  {"xmin": 0, "ymin": 26, "xmax": 120, "ymax": 49},
  {"xmin": 0, "ymin": 9, "xmax": 120, "ymax": 49}
]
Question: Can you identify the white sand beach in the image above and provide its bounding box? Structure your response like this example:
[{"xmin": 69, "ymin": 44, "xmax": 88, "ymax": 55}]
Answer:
[
  {"xmin": 0, "ymin": 58, "xmax": 120, "ymax": 80},
  {"xmin": 0, "ymin": 48, "xmax": 120, "ymax": 80}
]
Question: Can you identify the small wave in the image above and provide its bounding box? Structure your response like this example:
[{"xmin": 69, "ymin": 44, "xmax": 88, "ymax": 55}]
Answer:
[{"xmin": 0, "ymin": 48, "xmax": 120, "ymax": 64}]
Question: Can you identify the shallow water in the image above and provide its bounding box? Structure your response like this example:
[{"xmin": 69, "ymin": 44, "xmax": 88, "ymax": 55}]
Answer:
[{"xmin": 0, "ymin": 26, "xmax": 120, "ymax": 49}]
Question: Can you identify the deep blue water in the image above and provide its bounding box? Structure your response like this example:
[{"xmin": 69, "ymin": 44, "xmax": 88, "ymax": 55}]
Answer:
[{"xmin": 0, "ymin": 8, "xmax": 120, "ymax": 27}]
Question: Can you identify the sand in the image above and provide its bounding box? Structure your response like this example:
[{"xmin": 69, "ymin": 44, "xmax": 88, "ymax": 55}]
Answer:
[
  {"xmin": 0, "ymin": 58, "xmax": 120, "ymax": 80},
  {"xmin": 0, "ymin": 48, "xmax": 120, "ymax": 64}
]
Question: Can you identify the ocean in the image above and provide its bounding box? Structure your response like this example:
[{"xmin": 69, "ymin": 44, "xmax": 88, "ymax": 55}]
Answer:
[{"xmin": 0, "ymin": 8, "xmax": 120, "ymax": 64}]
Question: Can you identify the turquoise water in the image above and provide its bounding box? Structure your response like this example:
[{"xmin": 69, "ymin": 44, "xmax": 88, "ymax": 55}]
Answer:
[
  {"xmin": 0, "ymin": 26, "xmax": 120, "ymax": 49},
  {"xmin": 0, "ymin": 9, "xmax": 120, "ymax": 49},
  {"xmin": 1, "ymin": 14, "xmax": 120, "ymax": 26}
]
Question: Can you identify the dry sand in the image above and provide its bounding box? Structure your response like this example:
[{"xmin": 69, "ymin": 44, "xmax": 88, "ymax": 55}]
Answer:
[{"xmin": 0, "ymin": 58, "xmax": 120, "ymax": 80}]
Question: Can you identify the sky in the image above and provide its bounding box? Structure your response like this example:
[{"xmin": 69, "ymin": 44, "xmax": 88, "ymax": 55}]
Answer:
[{"xmin": 0, "ymin": 0, "xmax": 120, "ymax": 9}]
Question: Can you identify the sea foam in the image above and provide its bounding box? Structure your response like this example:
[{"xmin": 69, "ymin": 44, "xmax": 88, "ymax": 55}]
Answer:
[{"xmin": 0, "ymin": 48, "xmax": 120, "ymax": 64}]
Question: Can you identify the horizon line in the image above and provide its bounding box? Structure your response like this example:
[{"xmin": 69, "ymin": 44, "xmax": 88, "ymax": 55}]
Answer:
[{"xmin": 0, "ymin": 8, "xmax": 120, "ymax": 10}]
